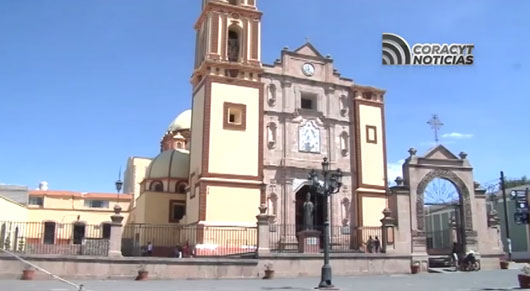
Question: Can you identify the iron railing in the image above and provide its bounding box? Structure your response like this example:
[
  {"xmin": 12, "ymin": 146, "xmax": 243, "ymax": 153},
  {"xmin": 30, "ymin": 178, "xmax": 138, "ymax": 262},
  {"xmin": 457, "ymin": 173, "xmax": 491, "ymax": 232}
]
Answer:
[
  {"xmin": 121, "ymin": 223, "xmax": 257, "ymax": 257},
  {"xmin": 0, "ymin": 221, "xmax": 110, "ymax": 256},
  {"xmin": 268, "ymin": 224, "xmax": 382, "ymax": 253}
]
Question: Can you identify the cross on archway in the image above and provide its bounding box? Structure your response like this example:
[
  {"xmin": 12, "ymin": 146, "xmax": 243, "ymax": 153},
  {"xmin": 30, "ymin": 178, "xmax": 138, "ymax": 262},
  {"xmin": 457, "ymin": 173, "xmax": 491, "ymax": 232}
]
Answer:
[{"xmin": 427, "ymin": 114, "xmax": 444, "ymax": 144}]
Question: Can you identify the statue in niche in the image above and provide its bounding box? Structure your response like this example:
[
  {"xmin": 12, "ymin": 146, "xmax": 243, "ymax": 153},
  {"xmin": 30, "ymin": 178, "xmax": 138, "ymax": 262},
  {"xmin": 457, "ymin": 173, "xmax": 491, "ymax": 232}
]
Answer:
[
  {"xmin": 228, "ymin": 30, "xmax": 239, "ymax": 62},
  {"xmin": 303, "ymin": 192, "xmax": 314, "ymax": 230}
]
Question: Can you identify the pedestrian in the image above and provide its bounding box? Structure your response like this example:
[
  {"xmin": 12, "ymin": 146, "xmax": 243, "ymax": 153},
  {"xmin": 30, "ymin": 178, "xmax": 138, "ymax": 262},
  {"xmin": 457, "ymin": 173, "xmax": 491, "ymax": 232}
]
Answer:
[
  {"xmin": 174, "ymin": 245, "xmax": 182, "ymax": 258},
  {"xmin": 374, "ymin": 236, "xmax": 381, "ymax": 253},
  {"xmin": 451, "ymin": 242, "xmax": 460, "ymax": 268},
  {"xmin": 367, "ymin": 236, "xmax": 374, "ymax": 253},
  {"xmin": 147, "ymin": 241, "xmax": 153, "ymax": 256}
]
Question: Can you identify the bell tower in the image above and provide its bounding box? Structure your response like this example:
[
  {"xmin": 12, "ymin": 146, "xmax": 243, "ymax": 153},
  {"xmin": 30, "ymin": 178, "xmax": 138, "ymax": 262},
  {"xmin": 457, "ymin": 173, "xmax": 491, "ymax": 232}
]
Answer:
[{"xmin": 187, "ymin": 0, "xmax": 264, "ymax": 227}]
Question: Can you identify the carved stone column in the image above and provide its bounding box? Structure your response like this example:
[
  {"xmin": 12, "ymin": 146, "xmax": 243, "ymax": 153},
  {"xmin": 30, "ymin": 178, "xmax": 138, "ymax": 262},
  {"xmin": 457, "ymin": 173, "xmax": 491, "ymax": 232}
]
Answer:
[
  {"xmin": 108, "ymin": 204, "xmax": 124, "ymax": 257},
  {"xmin": 256, "ymin": 204, "xmax": 271, "ymax": 257},
  {"xmin": 380, "ymin": 208, "xmax": 396, "ymax": 253}
]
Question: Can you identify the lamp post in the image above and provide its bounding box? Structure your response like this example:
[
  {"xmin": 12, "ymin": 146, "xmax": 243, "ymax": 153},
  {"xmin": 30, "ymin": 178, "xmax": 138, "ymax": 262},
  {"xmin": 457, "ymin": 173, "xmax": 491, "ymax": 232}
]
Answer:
[
  {"xmin": 308, "ymin": 157, "xmax": 343, "ymax": 289},
  {"xmin": 114, "ymin": 169, "xmax": 123, "ymax": 213}
]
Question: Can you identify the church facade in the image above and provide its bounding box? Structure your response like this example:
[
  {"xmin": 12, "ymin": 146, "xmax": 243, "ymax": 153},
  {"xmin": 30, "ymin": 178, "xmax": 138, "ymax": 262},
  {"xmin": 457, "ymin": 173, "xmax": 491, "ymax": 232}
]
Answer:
[{"xmin": 124, "ymin": 0, "xmax": 388, "ymax": 234}]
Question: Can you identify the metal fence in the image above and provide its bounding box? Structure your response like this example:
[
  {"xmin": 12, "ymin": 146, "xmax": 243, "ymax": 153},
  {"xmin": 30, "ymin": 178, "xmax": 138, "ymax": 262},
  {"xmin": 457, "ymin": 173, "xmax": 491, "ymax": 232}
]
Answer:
[
  {"xmin": 121, "ymin": 223, "xmax": 257, "ymax": 257},
  {"xmin": 268, "ymin": 224, "xmax": 383, "ymax": 253},
  {"xmin": 0, "ymin": 221, "xmax": 110, "ymax": 256}
]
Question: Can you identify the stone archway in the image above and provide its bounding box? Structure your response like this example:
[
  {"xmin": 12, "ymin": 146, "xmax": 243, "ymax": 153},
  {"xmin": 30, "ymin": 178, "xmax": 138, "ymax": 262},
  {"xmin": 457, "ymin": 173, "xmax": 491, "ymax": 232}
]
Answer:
[
  {"xmin": 400, "ymin": 145, "xmax": 479, "ymax": 256},
  {"xmin": 416, "ymin": 169, "xmax": 473, "ymax": 232}
]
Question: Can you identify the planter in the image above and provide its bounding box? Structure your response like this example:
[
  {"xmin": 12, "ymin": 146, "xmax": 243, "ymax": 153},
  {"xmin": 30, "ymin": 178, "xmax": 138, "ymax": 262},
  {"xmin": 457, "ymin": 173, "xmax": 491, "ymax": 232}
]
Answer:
[
  {"xmin": 500, "ymin": 261, "xmax": 510, "ymax": 270},
  {"xmin": 135, "ymin": 270, "xmax": 148, "ymax": 281},
  {"xmin": 518, "ymin": 274, "xmax": 530, "ymax": 289},
  {"xmin": 263, "ymin": 270, "xmax": 275, "ymax": 279},
  {"xmin": 21, "ymin": 269, "xmax": 35, "ymax": 280},
  {"xmin": 411, "ymin": 265, "xmax": 420, "ymax": 274}
]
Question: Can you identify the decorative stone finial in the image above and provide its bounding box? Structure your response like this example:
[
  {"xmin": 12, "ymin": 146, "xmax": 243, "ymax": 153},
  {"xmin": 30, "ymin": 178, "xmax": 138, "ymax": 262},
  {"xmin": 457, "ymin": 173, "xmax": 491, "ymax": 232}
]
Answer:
[
  {"xmin": 326, "ymin": 54, "xmax": 332, "ymax": 59},
  {"xmin": 282, "ymin": 46, "xmax": 289, "ymax": 51},
  {"xmin": 459, "ymin": 152, "xmax": 468, "ymax": 159},
  {"xmin": 408, "ymin": 148, "xmax": 417, "ymax": 156},
  {"xmin": 473, "ymin": 181, "xmax": 481, "ymax": 189},
  {"xmin": 113, "ymin": 204, "xmax": 122, "ymax": 215},
  {"xmin": 382, "ymin": 208, "xmax": 392, "ymax": 218},
  {"xmin": 111, "ymin": 204, "xmax": 124, "ymax": 224},
  {"xmin": 258, "ymin": 203, "xmax": 268, "ymax": 215},
  {"xmin": 395, "ymin": 176, "xmax": 404, "ymax": 186}
]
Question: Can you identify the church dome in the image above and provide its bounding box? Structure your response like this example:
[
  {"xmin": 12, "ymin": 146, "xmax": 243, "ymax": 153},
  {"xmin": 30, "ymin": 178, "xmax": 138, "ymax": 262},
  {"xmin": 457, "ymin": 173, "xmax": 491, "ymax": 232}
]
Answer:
[
  {"xmin": 167, "ymin": 110, "xmax": 191, "ymax": 132},
  {"xmin": 145, "ymin": 149, "xmax": 190, "ymax": 180}
]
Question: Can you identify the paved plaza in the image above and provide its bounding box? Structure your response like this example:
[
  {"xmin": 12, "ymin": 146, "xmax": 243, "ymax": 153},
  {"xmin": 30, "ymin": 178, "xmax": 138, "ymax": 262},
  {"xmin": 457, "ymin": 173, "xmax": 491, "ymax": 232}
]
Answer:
[{"xmin": 0, "ymin": 270, "xmax": 521, "ymax": 291}]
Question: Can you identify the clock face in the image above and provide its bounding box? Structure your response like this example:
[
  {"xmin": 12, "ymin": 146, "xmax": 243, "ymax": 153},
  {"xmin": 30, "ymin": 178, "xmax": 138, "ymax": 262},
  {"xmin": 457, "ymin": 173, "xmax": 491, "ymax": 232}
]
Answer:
[
  {"xmin": 298, "ymin": 121, "xmax": 320, "ymax": 153},
  {"xmin": 302, "ymin": 63, "xmax": 315, "ymax": 76}
]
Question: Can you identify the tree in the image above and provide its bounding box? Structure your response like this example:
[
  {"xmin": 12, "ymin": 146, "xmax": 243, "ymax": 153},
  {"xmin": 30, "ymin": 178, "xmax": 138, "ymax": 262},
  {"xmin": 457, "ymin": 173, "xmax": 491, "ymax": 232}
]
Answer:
[{"xmin": 504, "ymin": 176, "xmax": 529, "ymax": 189}]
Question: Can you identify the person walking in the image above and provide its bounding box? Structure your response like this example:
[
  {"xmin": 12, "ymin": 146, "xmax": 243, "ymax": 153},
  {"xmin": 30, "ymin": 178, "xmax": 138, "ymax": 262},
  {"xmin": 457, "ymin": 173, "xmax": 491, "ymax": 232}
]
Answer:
[{"xmin": 374, "ymin": 236, "xmax": 381, "ymax": 253}]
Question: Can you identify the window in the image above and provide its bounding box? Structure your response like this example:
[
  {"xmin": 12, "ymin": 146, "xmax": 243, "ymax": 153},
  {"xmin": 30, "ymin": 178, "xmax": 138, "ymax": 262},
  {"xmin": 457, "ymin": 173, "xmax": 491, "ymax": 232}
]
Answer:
[
  {"xmin": 150, "ymin": 180, "xmax": 164, "ymax": 192},
  {"xmin": 366, "ymin": 125, "xmax": 377, "ymax": 144},
  {"xmin": 301, "ymin": 93, "xmax": 317, "ymax": 110},
  {"xmin": 73, "ymin": 223, "xmax": 85, "ymax": 244},
  {"xmin": 363, "ymin": 92, "xmax": 373, "ymax": 100},
  {"xmin": 176, "ymin": 183, "xmax": 187, "ymax": 194},
  {"xmin": 28, "ymin": 196, "xmax": 44, "ymax": 206},
  {"xmin": 84, "ymin": 200, "xmax": 109, "ymax": 208},
  {"xmin": 43, "ymin": 222, "xmax": 55, "ymax": 244},
  {"xmin": 223, "ymin": 102, "xmax": 246, "ymax": 130},
  {"xmin": 228, "ymin": 29, "xmax": 240, "ymax": 62},
  {"xmin": 169, "ymin": 200, "xmax": 186, "ymax": 223},
  {"xmin": 102, "ymin": 223, "xmax": 111, "ymax": 239}
]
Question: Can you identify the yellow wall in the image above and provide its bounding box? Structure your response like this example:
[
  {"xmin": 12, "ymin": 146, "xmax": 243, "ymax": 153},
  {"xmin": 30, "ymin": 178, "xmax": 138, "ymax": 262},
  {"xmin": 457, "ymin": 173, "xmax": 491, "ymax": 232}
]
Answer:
[
  {"xmin": 137, "ymin": 191, "xmax": 186, "ymax": 224},
  {"xmin": 208, "ymin": 82, "xmax": 259, "ymax": 177},
  {"xmin": 27, "ymin": 208, "xmax": 125, "ymax": 225},
  {"xmin": 205, "ymin": 185, "xmax": 259, "ymax": 225},
  {"xmin": 187, "ymin": 85, "xmax": 205, "ymax": 225},
  {"xmin": 361, "ymin": 196, "xmax": 386, "ymax": 227},
  {"xmin": 0, "ymin": 197, "xmax": 28, "ymax": 222},
  {"xmin": 124, "ymin": 157, "xmax": 151, "ymax": 208},
  {"xmin": 359, "ymin": 104, "xmax": 385, "ymax": 187}
]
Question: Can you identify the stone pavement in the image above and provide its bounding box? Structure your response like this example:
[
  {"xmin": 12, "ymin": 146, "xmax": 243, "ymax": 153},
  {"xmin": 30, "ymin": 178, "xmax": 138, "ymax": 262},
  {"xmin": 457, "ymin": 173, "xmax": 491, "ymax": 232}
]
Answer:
[{"xmin": 0, "ymin": 270, "xmax": 521, "ymax": 291}]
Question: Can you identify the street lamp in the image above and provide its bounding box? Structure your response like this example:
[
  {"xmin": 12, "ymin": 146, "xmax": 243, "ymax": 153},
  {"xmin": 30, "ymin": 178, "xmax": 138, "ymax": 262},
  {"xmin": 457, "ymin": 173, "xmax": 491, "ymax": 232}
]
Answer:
[
  {"xmin": 308, "ymin": 157, "xmax": 343, "ymax": 289},
  {"xmin": 114, "ymin": 169, "xmax": 123, "ymax": 212}
]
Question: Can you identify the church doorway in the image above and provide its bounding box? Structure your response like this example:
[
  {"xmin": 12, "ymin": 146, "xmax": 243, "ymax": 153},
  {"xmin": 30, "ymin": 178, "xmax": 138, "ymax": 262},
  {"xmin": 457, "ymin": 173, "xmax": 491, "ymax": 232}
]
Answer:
[
  {"xmin": 295, "ymin": 185, "xmax": 324, "ymax": 236},
  {"xmin": 423, "ymin": 178, "xmax": 464, "ymax": 255}
]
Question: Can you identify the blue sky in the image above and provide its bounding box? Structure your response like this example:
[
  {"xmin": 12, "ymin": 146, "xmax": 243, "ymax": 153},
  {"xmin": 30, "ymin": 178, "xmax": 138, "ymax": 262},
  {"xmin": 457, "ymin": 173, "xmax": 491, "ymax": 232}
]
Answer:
[{"xmin": 0, "ymin": 0, "xmax": 528, "ymax": 192}]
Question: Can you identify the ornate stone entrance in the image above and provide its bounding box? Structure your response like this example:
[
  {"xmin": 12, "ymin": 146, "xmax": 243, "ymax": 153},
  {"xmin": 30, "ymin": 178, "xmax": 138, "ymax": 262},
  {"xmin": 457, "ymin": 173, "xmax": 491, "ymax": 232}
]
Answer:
[{"xmin": 389, "ymin": 145, "xmax": 503, "ymax": 269}]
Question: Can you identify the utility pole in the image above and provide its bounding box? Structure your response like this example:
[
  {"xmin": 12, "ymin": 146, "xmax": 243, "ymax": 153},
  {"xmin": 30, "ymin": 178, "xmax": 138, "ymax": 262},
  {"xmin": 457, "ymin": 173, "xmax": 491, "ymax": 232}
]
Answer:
[{"xmin": 500, "ymin": 171, "xmax": 511, "ymax": 261}]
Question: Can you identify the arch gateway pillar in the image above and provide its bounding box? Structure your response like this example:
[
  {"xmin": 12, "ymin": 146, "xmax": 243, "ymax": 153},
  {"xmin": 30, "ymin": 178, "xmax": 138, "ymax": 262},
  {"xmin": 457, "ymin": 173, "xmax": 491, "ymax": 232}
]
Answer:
[{"xmin": 389, "ymin": 145, "xmax": 503, "ymax": 269}]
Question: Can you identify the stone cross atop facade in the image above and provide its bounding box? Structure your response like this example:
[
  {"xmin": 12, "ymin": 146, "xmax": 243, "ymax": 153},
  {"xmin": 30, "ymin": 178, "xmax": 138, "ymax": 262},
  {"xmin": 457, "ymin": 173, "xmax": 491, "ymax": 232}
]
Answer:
[{"xmin": 427, "ymin": 114, "xmax": 444, "ymax": 144}]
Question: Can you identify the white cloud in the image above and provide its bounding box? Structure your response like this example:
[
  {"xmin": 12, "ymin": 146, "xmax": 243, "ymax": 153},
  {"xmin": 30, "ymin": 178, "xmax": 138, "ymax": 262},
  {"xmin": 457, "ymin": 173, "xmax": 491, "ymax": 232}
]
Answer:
[
  {"xmin": 441, "ymin": 132, "xmax": 473, "ymax": 139},
  {"xmin": 387, "ymin": 159, "xmax": 405, "ymax": 185}
]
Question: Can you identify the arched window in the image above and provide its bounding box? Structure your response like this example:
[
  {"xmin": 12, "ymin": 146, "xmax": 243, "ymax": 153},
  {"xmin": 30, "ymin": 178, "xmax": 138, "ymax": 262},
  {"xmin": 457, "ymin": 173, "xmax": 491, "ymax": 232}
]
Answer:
[
  {"xmin": 228, "ymin": 28, "xmax": 240, "ymax": 62},
  {"xmin": 150, "ymin": 181, "xmax": 164, "ymax": 192},
  {"xmin": 267, "ymin": 84, "xmax": 277, "ymax": 106},
  {"xmin": 176, "ymin": 182, "xmax": 187, "ymax": 194}
]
